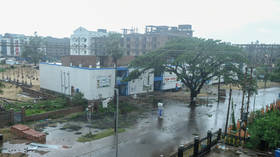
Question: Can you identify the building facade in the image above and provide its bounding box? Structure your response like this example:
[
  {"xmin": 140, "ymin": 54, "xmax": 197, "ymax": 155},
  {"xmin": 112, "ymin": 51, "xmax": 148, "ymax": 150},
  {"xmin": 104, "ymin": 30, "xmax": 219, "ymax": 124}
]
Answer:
[
  {"xmin": 70, "ymin": 27, "xmax": 108, "ymax": 56},
  {"xmin": 0, "ymin": 33, "xmax": 70, "ymax": 59},
  {"xmin": 122, "ymin": 24, "xmax": 193, "ymax": 56},
  {"xmin": 40, "ymin": 62, "xmax": 116, "ymax": 100},
  {"xmin": 40, "ymin": 63, "xmax": 155, "ymax": 100},
  {"xmin": 44, "ymin": 37, "xmax": 70, "ymax": 60},
  {"xmin": 0, "ymin": 33, "xmax": 29, "ymax": 57}
]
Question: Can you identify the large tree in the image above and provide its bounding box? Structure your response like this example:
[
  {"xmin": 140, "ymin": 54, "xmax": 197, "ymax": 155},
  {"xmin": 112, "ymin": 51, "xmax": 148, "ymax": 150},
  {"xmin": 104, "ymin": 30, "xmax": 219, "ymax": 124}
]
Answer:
[
  {"xmin": 22, "ymin": 32, "xmax": 45, "ymax": 65},
  {"xmin": 129, "ymin": 37, "xmax": 246, "ymax": 106},
  {"xmin": 270, "ymin": 59, "xmax": 280, "ymax": 82},
  {"xmin": 104, "ymin": 33, "xmax": 124, "ymax": 67}
]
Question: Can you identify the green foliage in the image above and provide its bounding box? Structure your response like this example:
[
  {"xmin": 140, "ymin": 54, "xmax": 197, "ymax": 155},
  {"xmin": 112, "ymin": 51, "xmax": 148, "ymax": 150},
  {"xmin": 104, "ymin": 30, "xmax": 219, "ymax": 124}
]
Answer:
[
  {"xmin": 25, "ymin": 97, "xmax": 68, "ymax": 116},
  {"xmin": 104, "ymin": 33, "xmax": 125, "ymax": 65},
  {"xmin": 270, "ymin": 73, "xmax": 280, "ymax": 82},
  {"xmin": 97, "ymin": 101, "xmax": 115, "ymax": 113},
  {"xmin": 247, "ymin": 110, "xmax": 280, "ymax": 150},
  {"xmin": 123, "ymin": 69, "xmax": 142, "ymax": 82},
  {"xmin": 77, "ymin": 128, "xmax": 125, "ymax": 142},
  {"xmin": 71, "ymin": 92, "xmax": 88, "ymax": 106},
  {"xmin": 0, "ymin": 67, "xmax": 7, "ymax": 72},
  {"xmin": 129, "ymin": 37, "xmax": 246, "ymax": 105},
  {"xmin": 0, "ymin": 81, "xmax": 5, "ymax": 94},
  {"xmin": 3, "ymin": 97, "xmax": 68, "ymax": 116},
  {"xmin": 269, "ymin": 59, "xmax": 280, "ymax": 82},
  {"xmin": 22, "ymin": 32, "xmax": 45, "ymax": 65},
  {"xmin": 96, "ymin": 100, "xmax": 138, "ymax": 114}
]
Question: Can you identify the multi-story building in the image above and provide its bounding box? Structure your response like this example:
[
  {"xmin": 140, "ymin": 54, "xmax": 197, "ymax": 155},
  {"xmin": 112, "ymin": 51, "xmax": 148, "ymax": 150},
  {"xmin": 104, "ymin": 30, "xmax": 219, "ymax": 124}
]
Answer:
[
  {"xmin": 44, "ymin": 37, "xmax": 70, "ymax": 61},
  {"xmin": 123, "ymin": 24, "xmax": 193, "ymax": 56},
  {"xmin": 0, "ymin": 33, "xmax": 70, "ymax": 60},
  {"xmin": 0, "ymin": 33, "xmax": 28, "ymax": 57},
  {"xmin": 70, "ymin": 27, "xmax": 108, "ymax": 56}
]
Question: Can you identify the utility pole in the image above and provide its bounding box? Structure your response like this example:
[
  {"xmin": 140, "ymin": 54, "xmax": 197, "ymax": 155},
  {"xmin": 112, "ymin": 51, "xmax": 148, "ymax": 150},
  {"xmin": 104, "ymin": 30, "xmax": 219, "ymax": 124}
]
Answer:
[
  {"xmin": 246, "ymin": 67, "xmax": 253, "ymax": 113},
  {"xmin": 113, "ymin": 62, "xmax": 119, "ymax": 157},
  {"xmin": 225, "ymin": 88, "xmax": 232, "ymax": 136},
  {"xmin": 218, "ymin": 76, "xmax": 221, "ymax": 104},
  {"xmin": 240, "ymin": 67, "xmax": 248, "ymax": 119},
  {"xmin": 114, "ymin": 88, "xmax": 119, "ymax": 157},
  {"xmin": 243, "ymin": 67, "xmax": 253, "ymax": 142},
  {"xmin": 239, "ymin": 67, "xmax": 247, "ymax": 140}
]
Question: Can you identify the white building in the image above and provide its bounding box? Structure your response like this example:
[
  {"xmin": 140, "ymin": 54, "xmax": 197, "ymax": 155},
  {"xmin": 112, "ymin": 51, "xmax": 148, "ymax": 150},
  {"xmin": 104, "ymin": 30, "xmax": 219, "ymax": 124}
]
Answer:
[
  {"xmin": 116, "ymin": 67, "xmax": 154, "ymax": 96},
  {"xmin": 127, "ymin": 69, "xmax": 154, "ymax": 95},
  {"xmin": 161, "ymin": 72, "xmax": 182, "ymax": 90},
  {"xmin": 70, "ymin": 27, "xmax": 108, "ymax": 56},
  {"xmin": 0, "ymin": 34, "xmax": 29, "ymax": 57},
  {"xmin": 40, "ymin": 63, "xmax": 115, "ymax": 100},
  {"xmin": 154, "ymin": 71, "xmax": 182, "ymax": 91},
  {"xmin": 40, "ymin": 63, "xmax": 155, "ymax": 100},
  {"xmin": 0, "ymin": 37, "xmax": 11, "ymax": 56}
]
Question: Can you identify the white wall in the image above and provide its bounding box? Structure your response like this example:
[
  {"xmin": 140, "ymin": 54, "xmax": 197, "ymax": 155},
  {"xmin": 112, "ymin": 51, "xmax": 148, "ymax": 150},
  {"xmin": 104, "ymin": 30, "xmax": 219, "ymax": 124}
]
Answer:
[
  {"xmin": 128, "ymin": 69, "xmax": 154, "ymax": 95},
  {"xmin": 161, "ymin": 72, "xmax": 181, "ymax": 90},
  {"xmin": 70, "ymin": 27, "xmax": 107, "ymax": 56},
  {"xmin": 40, "ymin": 63, "xmax": 115, "ymax": 100}
]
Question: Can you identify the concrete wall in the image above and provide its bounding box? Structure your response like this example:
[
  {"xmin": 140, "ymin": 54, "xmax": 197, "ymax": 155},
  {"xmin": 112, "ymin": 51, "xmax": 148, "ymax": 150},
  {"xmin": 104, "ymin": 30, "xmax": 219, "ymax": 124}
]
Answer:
[
  {"xmin": 128, "ymin": 69, "xmax": 154, "ymax": 95},
  {"xmin": 161, "ymin": 72, "xmax": 181, "ymax": 90},
  {"xmin": 40, "ymin": 63, "xmax": 115, "ymax": 100},
  {"xmin": 24, "ymin": 106, "xmax": 84, "ymax": 122}
]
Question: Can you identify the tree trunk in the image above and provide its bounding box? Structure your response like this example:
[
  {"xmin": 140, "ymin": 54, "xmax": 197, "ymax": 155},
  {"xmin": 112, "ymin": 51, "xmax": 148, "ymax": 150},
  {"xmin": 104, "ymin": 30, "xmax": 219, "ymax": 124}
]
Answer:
[{"xmin": 190, "ymin": 90, "xmax": 197, "ymax": 106}]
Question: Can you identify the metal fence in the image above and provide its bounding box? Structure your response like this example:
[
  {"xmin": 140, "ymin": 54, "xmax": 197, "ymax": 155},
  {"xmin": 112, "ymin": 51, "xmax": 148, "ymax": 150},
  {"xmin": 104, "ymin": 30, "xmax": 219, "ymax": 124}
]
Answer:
[
  {"xmin": 14, "ymin": 112, "xmax": 22, "ymax": 123},
  {"xmin": 223, "ymin": 133, "xmax": 247, "ymax": 147},
  {"xmin": 170, "ymin": 128, "xmax": 222, "ymax": 157},
  {"xmin": 0, "ymin": 111, "xmax": 11, "ymax": 127}
]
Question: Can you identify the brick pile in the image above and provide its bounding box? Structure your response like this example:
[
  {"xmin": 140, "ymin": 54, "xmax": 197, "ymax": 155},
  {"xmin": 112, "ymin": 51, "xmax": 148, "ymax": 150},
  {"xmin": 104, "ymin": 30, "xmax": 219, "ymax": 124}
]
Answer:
[{"xmin": 11, "ymin": 124, "xmax": 46, "ymax": 143}]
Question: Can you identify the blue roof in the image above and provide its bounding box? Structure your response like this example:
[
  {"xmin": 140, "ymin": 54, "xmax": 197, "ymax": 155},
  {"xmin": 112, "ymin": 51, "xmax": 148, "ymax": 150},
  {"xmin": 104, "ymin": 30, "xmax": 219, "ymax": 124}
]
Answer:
[{"xmin": 40, "ymin": 62, "xmax": 115, "ymax": 71}]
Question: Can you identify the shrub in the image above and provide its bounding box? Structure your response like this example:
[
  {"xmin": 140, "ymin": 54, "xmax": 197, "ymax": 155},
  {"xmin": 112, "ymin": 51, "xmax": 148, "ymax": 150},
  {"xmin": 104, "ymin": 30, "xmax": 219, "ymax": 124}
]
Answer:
[
  {"xmin": 247, "ymin": 110, "xmax": 280, "ymax": 150},
  {"xmin": 71, "ymin": 92, "xmax": 88, "ymax": 106}
]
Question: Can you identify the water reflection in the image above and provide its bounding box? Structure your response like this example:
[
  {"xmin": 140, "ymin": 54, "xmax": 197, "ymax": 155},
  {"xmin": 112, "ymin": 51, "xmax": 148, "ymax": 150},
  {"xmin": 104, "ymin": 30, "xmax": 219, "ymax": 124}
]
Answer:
[
  {"xmin": 157, "ymin": 118, "xmax": 163, "ymax": 129},
  {"xmin": 187, "ymin": 105, "xmax": 198, "ymax": 133}
]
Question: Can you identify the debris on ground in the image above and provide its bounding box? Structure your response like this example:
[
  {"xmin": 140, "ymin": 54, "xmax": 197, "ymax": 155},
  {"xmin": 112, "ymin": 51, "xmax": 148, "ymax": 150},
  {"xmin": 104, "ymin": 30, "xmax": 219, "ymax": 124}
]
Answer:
[
  {"xmin": 11, "ymin": 124, "xmax": 46, "ymax": 143},
  {"xmin": 0, "ymin": 152, "xmax": 27, "ymax": 157}
]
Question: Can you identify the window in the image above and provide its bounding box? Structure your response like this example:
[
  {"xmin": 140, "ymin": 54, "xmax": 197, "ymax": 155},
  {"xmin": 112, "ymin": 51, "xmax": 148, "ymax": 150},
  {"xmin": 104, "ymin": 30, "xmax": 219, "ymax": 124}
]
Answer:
[{"xmin": 97, "ymin": 76, "xmax": 111, "ymax": 88}]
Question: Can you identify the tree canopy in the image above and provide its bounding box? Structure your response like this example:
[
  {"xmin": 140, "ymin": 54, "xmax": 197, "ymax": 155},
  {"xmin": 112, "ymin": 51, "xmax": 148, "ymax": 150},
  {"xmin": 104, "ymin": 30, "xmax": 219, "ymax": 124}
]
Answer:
[
  {"xmin": 22, "ymin": 33, "xmax": 45, "ymax": 65},
  {"xmin": 269, "ymin": 59, "xmax": 280, "ymax": 82},
  {"xmin": 104, "ymin": 33, "xmax": 124, "ymax": 66},
  {"xmin": 129, "ymin": 37, "xmax": 248, "ymax": 106}
]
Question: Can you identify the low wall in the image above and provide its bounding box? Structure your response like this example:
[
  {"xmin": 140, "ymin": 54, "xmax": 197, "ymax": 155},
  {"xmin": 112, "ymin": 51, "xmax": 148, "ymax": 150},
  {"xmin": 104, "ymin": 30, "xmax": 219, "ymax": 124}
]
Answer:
[
  {"xmin": 21, "ymin": 87, "xmax": 56, "ymax": 99},
  {"xmin": 0, "ymin": 111, "xmax": 12, "ymax": 128},
  {"xmin": 24, "ymin": 106, "xmax": 84, "ymax": 122}
]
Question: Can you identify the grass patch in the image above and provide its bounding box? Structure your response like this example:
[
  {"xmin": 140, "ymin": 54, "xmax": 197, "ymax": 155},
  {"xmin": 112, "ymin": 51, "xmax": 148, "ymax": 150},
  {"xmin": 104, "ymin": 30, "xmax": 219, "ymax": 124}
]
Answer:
[
  {"xmin": 64, "ymin": 112, "xmax": 85, "ymax": 121},
  {"xmin": 90, "ymin": 114, "xmax": 138, "ymax": 129},
  {"xmin": 77, "ymin": 128, "xmax": 125, "ymax": 142},
  {"xmin": 3, "ymin": 97, "xmax": 69, "ymax": 116}
]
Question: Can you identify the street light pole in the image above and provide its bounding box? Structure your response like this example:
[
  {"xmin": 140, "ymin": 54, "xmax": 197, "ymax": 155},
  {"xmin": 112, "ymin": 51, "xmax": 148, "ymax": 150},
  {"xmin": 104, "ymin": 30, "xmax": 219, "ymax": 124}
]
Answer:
[{"xmin": 114, "ymin": 88, "xmax": 119, "ymax": 157}]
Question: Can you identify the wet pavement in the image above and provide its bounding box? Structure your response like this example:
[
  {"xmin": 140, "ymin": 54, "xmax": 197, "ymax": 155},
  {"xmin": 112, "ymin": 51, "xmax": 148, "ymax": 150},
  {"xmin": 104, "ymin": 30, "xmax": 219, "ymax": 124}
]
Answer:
[{"xmin": 1, "ymin": 87, "xmax": 280, "ymax": 157}]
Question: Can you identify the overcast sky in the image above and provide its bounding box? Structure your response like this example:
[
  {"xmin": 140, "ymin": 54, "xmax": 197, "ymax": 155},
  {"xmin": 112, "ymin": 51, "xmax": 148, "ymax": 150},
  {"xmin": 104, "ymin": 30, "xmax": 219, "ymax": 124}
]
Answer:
[{"xmin": 0, "ymin": 0, "xmax": 279, "ymax": 44}]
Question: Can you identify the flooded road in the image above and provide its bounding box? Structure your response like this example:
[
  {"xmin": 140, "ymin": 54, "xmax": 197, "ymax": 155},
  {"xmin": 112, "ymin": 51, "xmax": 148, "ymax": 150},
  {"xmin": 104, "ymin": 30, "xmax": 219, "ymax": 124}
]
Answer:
[{"xmin": 2, "ymin": 87, "xmax": 280, "ymax": 157}]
